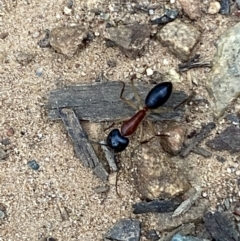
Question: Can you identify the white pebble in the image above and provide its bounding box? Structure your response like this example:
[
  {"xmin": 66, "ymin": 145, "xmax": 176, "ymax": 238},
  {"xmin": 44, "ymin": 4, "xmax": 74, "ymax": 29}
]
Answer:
[
  {"xmin": 56, "ymin": 13, "xmax": 61, "ymax": 19},
  {"xmin": 146, "ymin": 68, "xmax": 153, "ymax": 76},
  {"xmin": 32, "ymin": 31, "xmax": 40, "ymax": 38},
  {"xmin": 227, "ymin": 167, "xmax": 232, "ymax": 173},
  {"xmin": 63, "ymin": 6, "xmax": 72, "ymax": 15},
  {"xmin": 36, "ymin": 67, "xmax": 43, "ymax": 77},
  {"xmin": 202, "ymin": 192, "xmax": 208, "ymax": 198},
  {"xmin": 170, "ymin": 0, "xmax": 175, "ymax": 3},
  {"xmin": 208, "ymin": 1, "xmax": 221, "ymax": 14},
  {"xmin": 149, "ymin": 9, "xmax": 154, "ymax": 15},
  {"xmin": 236, "ymin": 170, "xmax": 240, "ymax": 176}
]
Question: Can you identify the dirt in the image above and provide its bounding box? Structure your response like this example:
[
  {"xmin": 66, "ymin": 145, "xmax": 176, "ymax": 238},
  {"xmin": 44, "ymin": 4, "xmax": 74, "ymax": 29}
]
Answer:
[{"xmin": 0, "ymin": 0, "xmax": 240, "ymax": 240}]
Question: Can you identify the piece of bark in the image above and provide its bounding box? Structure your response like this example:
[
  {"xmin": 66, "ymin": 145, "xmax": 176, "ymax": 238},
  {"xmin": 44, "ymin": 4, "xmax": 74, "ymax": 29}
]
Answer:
[
  {"xmin": 178, "ymin": 54, "xmax": 212, "ymax": 72},
  {"xmin": 58, "ymin": 108, "xmax": 108, "ymax": 181},
  {"xmin": 156, "ymin": 199, "xmax": 209, "ymax": 232},
  {"xmin": 132, "ymin": 199, "xmax": 181, "ymax": 214},
  {"xmin": 46, "ymin": 82, "xmax": 188, "ymax": 122},
  {"xmin": 172, "ymin": 187, "xmax": 201, "ymax": 217},
  {"xmin": 100, "ymin": 141, "xmax": 117, "ymax": 172},
  {"xmin": 192, "ymin": 146, "xmax": 212, "ymax": 158},
  {"xmin": 206, "ymin": 125, "xmax": 240, "ymax": 153},
  {"xmin": 204, "ymin": 211, "xmax": 240, "ymax": 241},
  {"xmin": 180, "ymin": 122, "xmax": 216, "ymax": 158}
]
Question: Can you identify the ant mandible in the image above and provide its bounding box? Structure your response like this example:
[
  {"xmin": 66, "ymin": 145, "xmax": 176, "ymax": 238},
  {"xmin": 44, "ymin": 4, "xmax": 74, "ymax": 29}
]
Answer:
[{"xmin": 106, "ymin": 81, "xmax": 173, "ymax": 153}]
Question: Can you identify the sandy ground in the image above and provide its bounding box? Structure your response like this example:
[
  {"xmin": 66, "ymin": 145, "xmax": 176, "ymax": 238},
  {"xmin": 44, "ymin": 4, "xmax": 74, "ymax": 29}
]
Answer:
[{"xmin": 0, "ymin": 0, "xmax": 240, "ymax": 240}]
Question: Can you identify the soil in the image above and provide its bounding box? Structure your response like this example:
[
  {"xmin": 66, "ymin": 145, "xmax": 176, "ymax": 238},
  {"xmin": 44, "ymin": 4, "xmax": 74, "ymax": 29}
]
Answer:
[{"xmin": 0, "ymin": 0, "xmax": 240, "ymax": 240}]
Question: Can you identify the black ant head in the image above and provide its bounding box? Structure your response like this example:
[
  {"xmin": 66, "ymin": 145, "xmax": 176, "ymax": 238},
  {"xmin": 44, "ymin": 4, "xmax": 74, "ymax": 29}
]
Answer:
[{"xmin": 107, "ymin": 129, "xmax": 129, "ymax": 153}]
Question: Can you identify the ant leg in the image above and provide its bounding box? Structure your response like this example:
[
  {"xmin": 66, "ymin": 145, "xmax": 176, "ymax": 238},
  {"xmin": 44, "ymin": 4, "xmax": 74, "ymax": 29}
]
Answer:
[
  {"xmin": 151, "ymin": 106, "xmax": 173, "ymax": 114},
  {"xmin": 120, "ymin": 81, "xmax": 138, "ymax": 110},
  {"xmin": 104, "ymin": 117, "xmax": 131, "ymax": 132},
  {"xmin": 174, "ymin": 92, "xmax": 195, "ymax": 110},
  {"xmin": 115, "ymin": 170, "xmax": 122, "ymax": 197},
  {"xmin": 147, "ymin": 119, "xmax": 156, "ymax": 136}
]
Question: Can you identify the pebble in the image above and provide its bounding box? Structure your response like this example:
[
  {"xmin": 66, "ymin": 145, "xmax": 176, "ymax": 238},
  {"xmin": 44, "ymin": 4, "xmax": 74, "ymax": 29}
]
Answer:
[
  {"xmin": 149, "ymin": 9, "xmax": 154, "ymax": 15},
  {"xmin": 157, "ymin": 19, "xmax": 201, "ymax": 61},
  {"xmin": 146, "ymin": 230, "xmax": 160, "ymax": 241},
  {"xmin": 36, "ymin": 67, "xmax": 43, "ymax": 77},
  {"xmin": 104, "ymin": 219, "xmax": 141, "ymax": 241},
  {"xmin": 63, "ymin": 6, "xmax": 72, "ymax": 15},
  {"xmin": 171, "ymin": 233, "xmax": 203, "ymax": 241},
  {"xmin": 207, "ymin": 22, "xmax": 240, "ymax": 117},
  {"xmin": 234, "ymin": 203, "xmax": 240, "ymax": 216},
  {"xmin": 146, "ymin": 68, "xmax": 153, "ymax": 76},
  {"xmin": 202, "ymin": 191, "xmax": 208, "ymax": 197},
  {"xmin": 227, "ymin": 167, "xmax": 232, "ymax": 173},
  {"xmin": 6, "ymin": 127, "xmax": 14, "ymax": 137},
  {"xmin": 1, "ymin": 138, "xmax": 10, "ymax": 145},
  {"xmin": 27, "ymin": 160, "xmax": 40, "ymax": 170},
  {"xmin": 226, "ymin": 113, "xmax": 239, "ymax": 125},
  {"xmin": 0, "ymin": 210, "xmax": 5, "ymax": 219},
  {"xmin": 236, "ymin": 170, "xmax": 240, "ymax": 176},
  {"xmin": 32, "ymin": 31, "xmax": 40, "ymax": 38},
  {"xmin": 208, "ymin": 1, "xmax": 221, "ymax": 14}
]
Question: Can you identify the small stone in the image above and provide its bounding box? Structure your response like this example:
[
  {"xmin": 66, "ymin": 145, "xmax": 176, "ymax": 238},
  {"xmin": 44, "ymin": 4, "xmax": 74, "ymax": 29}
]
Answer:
[
  {"xmin": 146, "ymin": 68, "xmax": 153, "ymax": 76},
  {"xmin": 220, "ymin": 0, "xmax": 230, "ymax": 15},
  {"xmin": 0, "ymin": 147, "xmax": 7, "ymax": 160},
  {"xmin": 100, "ymin": 12, "xmax": 110, "ymax": 20},
  {"xmin": 27, "ymin": 160, "xmax": 40, "ymax": 170},
  {"xmin": 6, "ymin": 128, "xmax": 14, "ymax": 137},
  {"xmin": 93, "ymin": 185, "xmax": 110, "ymax": 194},
  {"xmin": 0, "ymin": 32, "xmax": 8, "ymax": 39},
  {"xmin": 146, "ymin": 230, "xmax": 160, "ymax": 241},
  {"xmin": 208, "ymin": 1, "xmax": 221, "ymax": 14},
  {"xmin": 178, "ymin": 0, "xmax": 201, "ymax": 20},
  {"xmin": 216, "ymin": 155, "xmax": 226, "ymax": 163},
  {"xmin": 207, "ymin": 23, "xmax": 240, "ymax": 117},
  {"xmin": 234, "ymin": 203, "xmax": 240, "ymax": 216},
  {"xmin": 16, "ymin": 51, "xmax": 35, "ymax": 65},
  {"xmin": 165, "ymin": 68, "xmax": 182, "ymax": 83},
  {"xmin": 36, "ymin": 67, "xmax": 43, "ymax": 77},
  {"xmin": 49, "ymin": 25, "xmax": 88, "ymax": 57},
  {"xmin": 0, "ymin": 210, "xmax": 5, "ymax": 219},
  {"xmin": 149, "ymin": 9, "xmax": 154, "ymax": 15},
  {"xmin": 160, "ymin": 123, "xmax": 186, "ymax": 155},
  {"xmin": 1, "ymin": 138, "xmax": 10, "ymax": 145},
  {"xmin": 63, "ymin": 6, "xmax": 72, "ymax": 15},
  {"xmin": 32, "ymin": 31, "xmax": 40, "ymax": 38},
  {"xmin": 157, "ymin": 19, "xmax": 201, "ymax": 61},
  {"xmin": 227, "ymin": 167, "xmax": 232, "ymax": 173},
  {"xmin": 236, "ymin": 170, "xmax": 240, "ymax": 176},
  {"xmin": 171, "ymin": 233, "xmax": 203, "ymax": 241},
  {"xmin": 224, "ymin": 198, "xmax": 230, "ymax": 209},
  {"xmin": 202, "ymin": 191, "xmax": 208, "ymax": 197},
  {"xmin": 226, "ymin": 114, "xmax": 239, "ymax": 125},
  {"xmin": 105, "ymin": 24, "xmax": 151, "ymax": 59},
  {"xmin": 104, "ymin": 219, "xmax": 140, "ymax": 241},
  {"xmin": 133, "ymin": 144, "xmax": 190, "ymax": 200}
]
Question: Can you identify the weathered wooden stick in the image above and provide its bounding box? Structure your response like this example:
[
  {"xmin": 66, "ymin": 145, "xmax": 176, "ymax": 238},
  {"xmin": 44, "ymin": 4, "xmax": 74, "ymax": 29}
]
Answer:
[
  {"xmin": 58, "ymin": 108, "xmax": 108, "ymax": 181},
  {"xmin": 46, "ymin": 82, "xmax": 188, "ymax": 122}
]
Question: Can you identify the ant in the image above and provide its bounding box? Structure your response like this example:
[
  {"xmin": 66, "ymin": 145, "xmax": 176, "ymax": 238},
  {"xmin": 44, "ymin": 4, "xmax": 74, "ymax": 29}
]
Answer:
[{"xmin": 106, "ymin": 81, "xmax": 173, "ymax": 153}]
